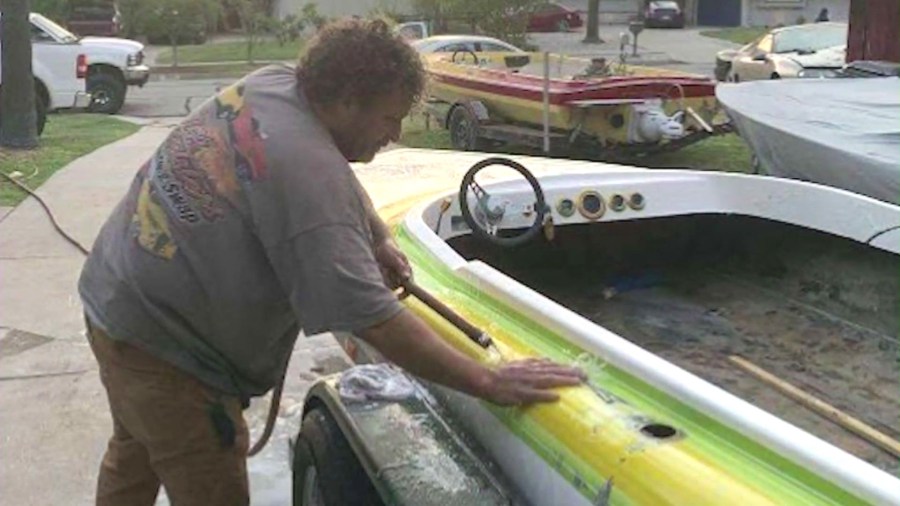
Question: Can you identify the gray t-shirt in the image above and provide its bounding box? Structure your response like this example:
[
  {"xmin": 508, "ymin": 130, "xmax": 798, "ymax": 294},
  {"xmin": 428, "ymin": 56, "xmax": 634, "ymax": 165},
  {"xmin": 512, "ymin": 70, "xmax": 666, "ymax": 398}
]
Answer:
[{"xmin": 79, "ymin": 65, "xmax": 402, "ymax": 398}]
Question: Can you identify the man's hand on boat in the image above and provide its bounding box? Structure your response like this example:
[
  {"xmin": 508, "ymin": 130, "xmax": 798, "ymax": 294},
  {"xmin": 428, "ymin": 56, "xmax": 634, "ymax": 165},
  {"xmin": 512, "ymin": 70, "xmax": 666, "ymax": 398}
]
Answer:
[
  {"xmin": 480, "ymin": 358, "xmax": 588, "ymax": 406},
  {"xmin": 359, "ymin": 311, "xmax": 587, "ymax": 407}
]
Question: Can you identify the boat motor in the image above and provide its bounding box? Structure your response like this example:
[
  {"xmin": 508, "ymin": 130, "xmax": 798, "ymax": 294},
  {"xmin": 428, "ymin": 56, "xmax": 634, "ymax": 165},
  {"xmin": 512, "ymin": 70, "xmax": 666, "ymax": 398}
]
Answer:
[{"xmin": 629, "ymin": 100, "xmax": 685, "ymax": 143}]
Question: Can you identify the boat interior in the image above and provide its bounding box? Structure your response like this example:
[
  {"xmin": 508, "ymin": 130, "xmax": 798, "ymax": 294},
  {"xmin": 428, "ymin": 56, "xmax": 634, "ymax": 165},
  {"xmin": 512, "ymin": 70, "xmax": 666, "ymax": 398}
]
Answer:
[
  {"xmin": 448, "ymin": 213, "xmax": 899, "ymax": 474},
  {"xmin": 408, "ymin": 162, "xmax": 900, "ymax": 476}
]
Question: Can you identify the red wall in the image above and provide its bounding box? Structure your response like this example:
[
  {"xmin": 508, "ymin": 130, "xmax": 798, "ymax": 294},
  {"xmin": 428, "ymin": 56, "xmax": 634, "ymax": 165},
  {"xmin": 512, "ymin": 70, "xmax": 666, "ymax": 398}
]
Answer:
[{"xmin": 847, "ymin": 0, "xmax": 900, "ymax": 63}]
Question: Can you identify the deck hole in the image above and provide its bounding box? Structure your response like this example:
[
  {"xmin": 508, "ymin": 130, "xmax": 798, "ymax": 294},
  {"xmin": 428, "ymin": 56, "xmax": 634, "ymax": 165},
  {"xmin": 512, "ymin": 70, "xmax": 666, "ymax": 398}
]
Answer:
[{"xmin": 641, "ymin": 423, "xmax": 677, "ymax": 439}]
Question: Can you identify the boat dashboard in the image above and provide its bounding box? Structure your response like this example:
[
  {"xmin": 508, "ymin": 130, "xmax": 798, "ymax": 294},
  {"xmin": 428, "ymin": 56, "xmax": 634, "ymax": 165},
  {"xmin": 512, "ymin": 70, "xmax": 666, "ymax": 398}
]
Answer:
[{"xmin": 409, "ymin": 156, "xmax": 900, "ymax": 257}]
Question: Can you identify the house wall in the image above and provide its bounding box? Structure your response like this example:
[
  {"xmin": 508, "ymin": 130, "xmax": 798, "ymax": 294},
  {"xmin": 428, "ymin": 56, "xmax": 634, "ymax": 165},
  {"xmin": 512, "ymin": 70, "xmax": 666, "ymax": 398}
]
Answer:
[{"xmin": 743, "ymin": 0, "xmax": 849, "ymax": 27}]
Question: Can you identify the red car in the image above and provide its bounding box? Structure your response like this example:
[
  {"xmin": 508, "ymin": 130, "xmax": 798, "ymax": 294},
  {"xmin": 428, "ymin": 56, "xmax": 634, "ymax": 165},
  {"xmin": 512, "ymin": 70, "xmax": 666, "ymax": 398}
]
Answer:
[{"xmin": 527, "ymin": 3, "xmax": 584, "ymax": 32}]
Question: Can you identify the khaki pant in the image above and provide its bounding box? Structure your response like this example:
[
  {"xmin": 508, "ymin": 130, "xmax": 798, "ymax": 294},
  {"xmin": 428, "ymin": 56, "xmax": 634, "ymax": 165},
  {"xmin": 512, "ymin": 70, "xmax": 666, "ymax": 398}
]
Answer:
[{"xmin": 87, "ymin": 320, "xmax": 250, "ymax": 506}]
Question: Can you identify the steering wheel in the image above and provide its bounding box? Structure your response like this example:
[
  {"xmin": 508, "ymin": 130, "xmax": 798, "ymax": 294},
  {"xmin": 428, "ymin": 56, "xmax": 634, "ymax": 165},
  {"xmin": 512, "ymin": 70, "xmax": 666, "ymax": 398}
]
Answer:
[
  {"xmin": 458, "ymin": 157, "xmax": 547, "ymax": 248},
  {"xmin": 451, "ymin": 49, "xmax": 480, "ymax": 65}
]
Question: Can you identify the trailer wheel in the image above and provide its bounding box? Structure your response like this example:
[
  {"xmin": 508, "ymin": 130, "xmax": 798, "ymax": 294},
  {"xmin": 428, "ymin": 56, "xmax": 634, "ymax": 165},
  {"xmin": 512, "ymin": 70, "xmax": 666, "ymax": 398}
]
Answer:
[
  {"xmin": 292, "ymin": 407, "xmax": 383, "ymax": 506},
  {"xmin": 449, "ymin": 106, "xmax": 486, "ymax": 151}
]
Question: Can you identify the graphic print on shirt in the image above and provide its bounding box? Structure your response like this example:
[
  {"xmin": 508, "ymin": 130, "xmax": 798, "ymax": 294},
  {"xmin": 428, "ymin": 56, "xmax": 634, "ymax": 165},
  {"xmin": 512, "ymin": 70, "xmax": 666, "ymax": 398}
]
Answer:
[
  {"xmin": 214, "ymin": 83, "xmax": 267, "ymax": 182},
  {"xmin": 131, "ymin": 79, "xmax": 268, "ymax": 258},
  {"xmin": 132, "ymin": 163, "xmax": 178, "ymax": 260},
  {"xmin": 152, "ymin": 129, "xmax": 225, "ymax": 224}
]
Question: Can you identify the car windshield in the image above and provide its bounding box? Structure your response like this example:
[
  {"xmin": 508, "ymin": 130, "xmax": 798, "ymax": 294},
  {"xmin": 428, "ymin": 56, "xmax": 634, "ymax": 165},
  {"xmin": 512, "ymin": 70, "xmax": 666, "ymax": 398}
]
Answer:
[
  {"xmin": 774, "ymin": 25, "xmax": 846, "ymax": 54},
  {"xmin": 32, "ymin": 13, "xmax": 79, "ymax": 43},
  {"xmin": 651, "ymin": 1, "xmax": 680, "ymax": 8}
]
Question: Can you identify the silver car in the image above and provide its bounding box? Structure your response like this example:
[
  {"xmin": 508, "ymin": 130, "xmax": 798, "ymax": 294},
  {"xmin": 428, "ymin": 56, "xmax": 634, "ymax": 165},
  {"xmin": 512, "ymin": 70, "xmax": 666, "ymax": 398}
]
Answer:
[
  {"xmin": 410, "ymin": 35, "xmax": 524, "ymax": 54},
  {"xmin": 716, "ymin": 23, "xmax": 847, "ymax": 82}
]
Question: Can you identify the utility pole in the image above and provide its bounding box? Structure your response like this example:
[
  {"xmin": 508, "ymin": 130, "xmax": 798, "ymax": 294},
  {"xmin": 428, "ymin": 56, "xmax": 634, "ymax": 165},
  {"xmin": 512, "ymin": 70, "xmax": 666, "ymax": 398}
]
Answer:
[{"xmin": 1, "ymin": 0, "xmax": 38, "ymax": 149}]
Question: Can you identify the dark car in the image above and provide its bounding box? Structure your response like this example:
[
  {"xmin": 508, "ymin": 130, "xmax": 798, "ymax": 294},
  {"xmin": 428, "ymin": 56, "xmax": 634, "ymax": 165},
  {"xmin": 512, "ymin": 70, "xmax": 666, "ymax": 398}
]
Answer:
[
  {"xmin": 66, "ymin": 2, "xmax": 120, "ymax": 37},
  {"xmin": 644, "ymin": 0, "xmax": 685, "ymax": 29},
  {"xmin": 527, "ymin": 3, "xmax": 584, "ymax": 32}
]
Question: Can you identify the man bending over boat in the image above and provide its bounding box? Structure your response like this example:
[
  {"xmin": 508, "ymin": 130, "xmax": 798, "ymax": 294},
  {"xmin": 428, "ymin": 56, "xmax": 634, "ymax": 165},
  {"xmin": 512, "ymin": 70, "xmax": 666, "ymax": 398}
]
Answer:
[{"xmin": 78, "ymin": 18, "xmax": 585, "ymax": 506}]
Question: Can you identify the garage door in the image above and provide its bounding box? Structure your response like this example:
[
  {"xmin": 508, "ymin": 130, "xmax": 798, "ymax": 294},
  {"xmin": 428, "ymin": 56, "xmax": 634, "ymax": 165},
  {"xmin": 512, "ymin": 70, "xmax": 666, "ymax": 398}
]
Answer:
[{"xmin": 698, "ymin": 0, "xmax": 741, "ymax": 26}]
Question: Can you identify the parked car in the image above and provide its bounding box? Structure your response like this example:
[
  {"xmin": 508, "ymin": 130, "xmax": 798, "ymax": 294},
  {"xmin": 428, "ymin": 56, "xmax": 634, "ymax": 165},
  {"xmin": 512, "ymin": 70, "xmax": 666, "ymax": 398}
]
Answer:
[
  {"xmin": 643, "ymin": 0, "xmax": 685, "ymax": 28},
  {"xmin": 0, "ymin": 13, "xmax": 90, "ymax": 136},
  {"xmin": 395, "ymin": 21, "xmax": 430, "ymax": 41},
  {"xmin": 527, "ymin": 2, "xmax": 583, "ymax": 32},
  {"xmin": 716, "ymin": 22, "xmax": 848, "ymax": 82},
  {"xmin": 29, "ymin": 13, "xmax": 149, "ymax": 114},
  {"xmin": 66, "ymin": 1, "xmax": 121, "ymax": 37},
  {"xmin": 411, "ymin": 35, "xmax": 524, "ymax": 54}
]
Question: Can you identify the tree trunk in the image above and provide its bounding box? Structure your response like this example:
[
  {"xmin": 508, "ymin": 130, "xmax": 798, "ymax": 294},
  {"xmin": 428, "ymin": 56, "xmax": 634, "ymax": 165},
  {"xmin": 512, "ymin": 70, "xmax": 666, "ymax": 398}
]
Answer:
[
  {"xmin": 1, "ymin": 0, "xmax": 38, "ymax": 149},
  {"xmin": 582, "ymin": 0, "xmax": 602, "ymax": 44}
]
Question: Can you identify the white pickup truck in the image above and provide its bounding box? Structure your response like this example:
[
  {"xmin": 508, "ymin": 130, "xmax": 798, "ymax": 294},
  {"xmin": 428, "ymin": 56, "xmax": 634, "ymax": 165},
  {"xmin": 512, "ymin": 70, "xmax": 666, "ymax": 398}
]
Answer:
[
  {"xmin": 0, "ymin": 13, "xmax": 90, "ymax": 136},
  {"xmin": 28, "ymin": 12, "xmax": 150, "ymax": 114}
]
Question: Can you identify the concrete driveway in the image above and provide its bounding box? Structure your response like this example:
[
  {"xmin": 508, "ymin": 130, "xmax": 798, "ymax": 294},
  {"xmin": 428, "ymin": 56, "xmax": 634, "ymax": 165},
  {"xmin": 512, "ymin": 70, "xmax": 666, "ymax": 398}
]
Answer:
[{"xmin": 530, "ymin": 24, "xmax": 739, "ymax": 76}]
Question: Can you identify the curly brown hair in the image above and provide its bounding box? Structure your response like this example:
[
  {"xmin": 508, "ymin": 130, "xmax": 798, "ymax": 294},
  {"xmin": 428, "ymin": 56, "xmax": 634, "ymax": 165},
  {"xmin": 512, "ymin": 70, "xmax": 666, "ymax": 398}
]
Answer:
[{"xmin": 297, "ymin": 18, "xmax": 426, "ymax": 107}]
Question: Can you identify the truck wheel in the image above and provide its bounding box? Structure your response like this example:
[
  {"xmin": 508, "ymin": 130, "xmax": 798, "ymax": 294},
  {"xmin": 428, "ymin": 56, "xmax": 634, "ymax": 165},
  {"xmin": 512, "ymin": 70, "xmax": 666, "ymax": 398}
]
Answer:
[
  {"xmin": 292, "ymin": 408, "xmax": 382, "ymax": 506},
  {"xmin": 449, "ymin": 106, "xmax": 486, "ymax": 151},
  {"xmin": 87, "ymin": 73, "xmax": 126, "ymax": 114}
]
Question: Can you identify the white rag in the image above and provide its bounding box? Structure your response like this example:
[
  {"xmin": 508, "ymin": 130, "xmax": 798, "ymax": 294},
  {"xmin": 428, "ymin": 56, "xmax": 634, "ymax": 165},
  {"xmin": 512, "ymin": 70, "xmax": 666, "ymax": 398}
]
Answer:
[{"xmin": 338, "ymin": 364, "xmax": 416, "ymax": 403}]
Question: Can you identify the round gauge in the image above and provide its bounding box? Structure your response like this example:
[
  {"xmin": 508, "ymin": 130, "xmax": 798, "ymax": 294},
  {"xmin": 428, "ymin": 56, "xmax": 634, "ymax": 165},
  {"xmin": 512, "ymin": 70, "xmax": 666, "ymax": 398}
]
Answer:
[
  {"xmin": 629, "ymin": 192, "xmax": 646, "ymax": 210},
  {"xmin": 577, "ymin": 190, "xmax": 605, "ymax": 220},
  {"xmin": 609, "ymin": 194, "xmax": 626, "ymax": 212},
  {"xmin": 556, "ymin": 198, "xmax": 576, "ymax": 218}
]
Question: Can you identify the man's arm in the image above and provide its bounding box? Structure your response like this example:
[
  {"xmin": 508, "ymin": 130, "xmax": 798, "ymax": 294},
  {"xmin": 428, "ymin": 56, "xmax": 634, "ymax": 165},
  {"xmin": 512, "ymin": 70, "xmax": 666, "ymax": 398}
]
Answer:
[{"xmin": 358, "ymin": 309, "xmax": 585, "ymax": 406}]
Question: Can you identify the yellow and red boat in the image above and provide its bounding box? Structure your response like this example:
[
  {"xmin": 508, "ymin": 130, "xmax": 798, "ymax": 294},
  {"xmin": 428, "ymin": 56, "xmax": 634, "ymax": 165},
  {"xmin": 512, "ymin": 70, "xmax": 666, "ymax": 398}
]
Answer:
[{"xmin": 422, "ymin": 51, "xmax": 724, "ymax": 155}]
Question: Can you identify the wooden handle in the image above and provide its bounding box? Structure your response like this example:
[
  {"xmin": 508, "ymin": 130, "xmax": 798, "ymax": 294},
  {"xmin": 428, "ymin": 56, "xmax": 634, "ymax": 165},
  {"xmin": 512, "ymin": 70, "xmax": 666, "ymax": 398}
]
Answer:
[
  {"xmin": 401, "ymin": 280, "xmax": 492, "ymax": 349},
  {"xmin": 729, "ymin": 355, "xmax": 900, "ymax": 458}
]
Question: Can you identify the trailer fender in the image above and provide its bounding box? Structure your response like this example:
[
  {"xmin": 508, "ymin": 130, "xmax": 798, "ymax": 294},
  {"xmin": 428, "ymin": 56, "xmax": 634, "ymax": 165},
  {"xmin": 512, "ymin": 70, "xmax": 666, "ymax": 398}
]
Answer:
[{"xmin": 295, "ymin": 376, "xmax": 515, "ymax": 505}]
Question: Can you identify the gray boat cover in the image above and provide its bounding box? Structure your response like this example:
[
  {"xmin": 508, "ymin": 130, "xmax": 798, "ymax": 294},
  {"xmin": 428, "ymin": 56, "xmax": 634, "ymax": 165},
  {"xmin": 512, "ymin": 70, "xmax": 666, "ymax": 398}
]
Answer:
[{"xmin": 717, "ymin": 78, "xmax": 900, "ymax": 205}]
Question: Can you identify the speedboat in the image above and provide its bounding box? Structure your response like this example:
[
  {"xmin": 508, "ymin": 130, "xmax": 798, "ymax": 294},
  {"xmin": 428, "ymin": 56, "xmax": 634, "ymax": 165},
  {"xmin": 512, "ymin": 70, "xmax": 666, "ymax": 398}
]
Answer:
[{"xmin": 335, "ymin": 149, "xmax": 900, "ymax": 505}]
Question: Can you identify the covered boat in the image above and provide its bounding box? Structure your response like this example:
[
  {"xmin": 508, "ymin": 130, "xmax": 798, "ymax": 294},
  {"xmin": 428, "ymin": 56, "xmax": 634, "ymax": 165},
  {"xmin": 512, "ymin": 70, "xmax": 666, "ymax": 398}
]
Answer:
[
  {"xmin": 421, "ymin": 52, "xmax": 725, "ymax": 154},
  {"xmin": 717, "ymin": 77, "xmax": 900, "ymax": 205},
  {"xmin": 337, "ymin": 149, "xmax": 900, "ymax": 505}
]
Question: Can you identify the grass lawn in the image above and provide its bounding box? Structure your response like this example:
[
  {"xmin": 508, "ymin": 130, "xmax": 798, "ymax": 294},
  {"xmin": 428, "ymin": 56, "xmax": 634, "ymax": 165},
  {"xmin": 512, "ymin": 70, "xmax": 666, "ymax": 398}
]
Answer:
[
  {"xmin": 638, "ymin": 133, "xmax": 753, "ymax": 173},
  {"xmin": 700, "ymin": 27, "xmax": 768, "ymax": 45},
  {"xmin": 0, "ymin": 114, "xmax": 140, "ymax": 207},
  {"xmin": 399, "ymin": 114, "xmax": 753, "ymax": 174},
  {"xmin": 398, "ymin": 113, "xmax": 453, "ymax": 150},
  {"xmin": 156, "ymin": 40, "xmax": 304, "ymax": 65}
]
